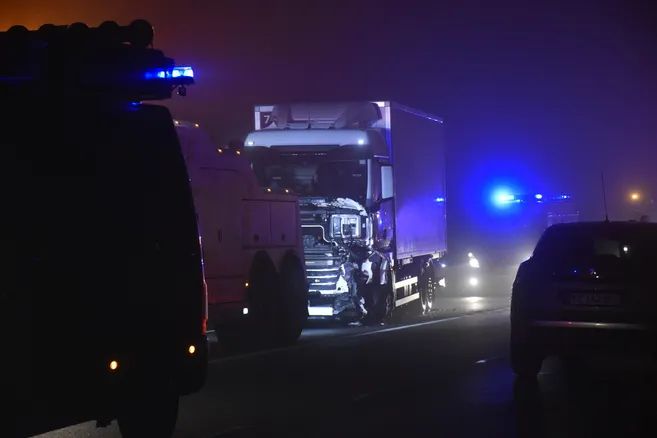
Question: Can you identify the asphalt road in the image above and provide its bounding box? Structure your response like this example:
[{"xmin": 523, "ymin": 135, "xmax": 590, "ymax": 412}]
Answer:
[{"xmin": 36, "ymin": 290, "xmax": 657, "ymax": 438}]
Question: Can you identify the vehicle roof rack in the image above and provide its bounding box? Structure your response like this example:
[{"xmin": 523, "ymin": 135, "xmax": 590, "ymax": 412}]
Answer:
[{"xmin": 0, "ymin": 19, "xmax": 193, "ymax": 101}]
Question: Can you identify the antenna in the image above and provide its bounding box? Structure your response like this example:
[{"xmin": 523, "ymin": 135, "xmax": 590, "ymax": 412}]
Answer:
[{"xmin": 601, "ymin": 171, "xmax": 610, "ymax": 222}]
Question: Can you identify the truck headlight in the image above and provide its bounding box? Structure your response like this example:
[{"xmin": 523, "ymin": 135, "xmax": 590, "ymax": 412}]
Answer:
[{"xmin": 330, "ymin": 214, "xmax": 361, "ymax": 238}]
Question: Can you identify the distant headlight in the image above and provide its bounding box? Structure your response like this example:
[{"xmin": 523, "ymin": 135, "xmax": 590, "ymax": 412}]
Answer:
[
  {"xmin": 469, "ymin": 277, "xmax": 479, "ymax": 287},
  {"xmin": 330, "ymin": 214, "xmax": 361, "ymax": 238},
  {"xmin": 469, "ymin": 257, "xmax": 480, "ymax": 269}
]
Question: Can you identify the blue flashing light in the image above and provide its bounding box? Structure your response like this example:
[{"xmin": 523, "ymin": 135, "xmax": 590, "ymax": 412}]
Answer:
[
  {"xmin": 492, "ymin": 190, "xmax": 516, "ymax": 207},
  {"xmin": 435, "ymin": 197, "xmax": 446, "ymax": 203},
  {"xmin": 556, "ymin": 194, "xmax": 571, "ymax": 200},
  {"xmin": 534, "ymin": 193, "xmax": 543, "ymax": 200},
  {"xmin": 173, "ymin": 66, "xmax": 194, "ymax": 78},
  {"xmin": 144, "ymin": 66, "xmax": 194, "ymax": 80}
]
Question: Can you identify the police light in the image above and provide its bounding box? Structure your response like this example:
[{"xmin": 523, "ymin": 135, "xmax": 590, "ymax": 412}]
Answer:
[
  {"xmin": 145, "ymin": 66, "xmax": 194, "ymax": 80},
  {"xmin": 492, "ymin": 189, "xmax": 516, "ymax": 207},
  {"xmin": 535, "ymin": 193, "xmax": 543, "ymax": 200},
  {"xmin": 1, "ymin": 20, "xmax": 194, "ymax": 101}
]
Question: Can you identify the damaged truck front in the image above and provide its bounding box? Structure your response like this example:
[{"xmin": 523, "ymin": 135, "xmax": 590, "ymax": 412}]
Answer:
[{"xmin": 245, "ymin": 101, "xmax": 447, "ymax": 323}]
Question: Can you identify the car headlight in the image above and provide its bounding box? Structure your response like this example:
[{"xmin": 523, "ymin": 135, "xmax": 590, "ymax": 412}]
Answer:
[
  {"xmin": 330, "ymin": 214, "xmax": 361, "ymax": 238},
  {"xmin": 468, "ymin": 257, "xmax": 480, "ymax": 269}
]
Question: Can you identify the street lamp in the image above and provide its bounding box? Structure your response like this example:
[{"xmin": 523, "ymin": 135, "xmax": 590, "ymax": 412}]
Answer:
[{"xmin": 629, "ymin": 192, "xmax": 641, "ymax": 202}]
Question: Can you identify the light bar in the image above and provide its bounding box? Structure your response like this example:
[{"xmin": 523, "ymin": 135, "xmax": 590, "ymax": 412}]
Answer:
[{"xmin": 145, "ymin": 65, "xmax": 194, "ymax": 80}]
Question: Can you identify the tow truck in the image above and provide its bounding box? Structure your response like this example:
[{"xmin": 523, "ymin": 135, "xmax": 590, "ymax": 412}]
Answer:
[
  {"xmin": 3, "ymin": 20, "xmax": 206, "ymax": 437},
  {"xmin": 175, "ymin": 122, "xmax": 308, "ymax": 346}
]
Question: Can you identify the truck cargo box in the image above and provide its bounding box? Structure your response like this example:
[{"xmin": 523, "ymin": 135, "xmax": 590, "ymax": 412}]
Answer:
[{"xmin": 376, "ymin": 102, "xmax": 446, "ymax": 260}]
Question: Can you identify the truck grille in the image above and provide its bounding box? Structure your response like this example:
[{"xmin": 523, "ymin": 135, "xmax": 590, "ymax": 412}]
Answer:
[{"xmin": 305, "ymin": 251, "xmax": 342, "ymax": 295}]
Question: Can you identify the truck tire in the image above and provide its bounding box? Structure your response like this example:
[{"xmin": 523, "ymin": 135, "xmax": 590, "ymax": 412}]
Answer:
[
  {"xmin": 276, "ymin": 254, "xmax": 308, "ymax": 345},
  {"xmin": 248, "ymin": 252, "xmax": 280, "ymax": 346},
  {"xmin": 117, "ymin": 384, "xmax": 179, "ymax": 438}
]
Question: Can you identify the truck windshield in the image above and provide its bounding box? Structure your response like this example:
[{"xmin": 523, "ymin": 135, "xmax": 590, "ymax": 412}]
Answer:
[{"xmin": 250, "ymin": 151, "xmax": 367, "ymax": 202}]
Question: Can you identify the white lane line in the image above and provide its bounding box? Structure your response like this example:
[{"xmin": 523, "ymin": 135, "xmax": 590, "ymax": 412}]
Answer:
[
  {"xmin": 209, "ymin": 307, "xmax": 508, "ymax": 364},
  {"xmin": 352, "ymin": 307, "xmax": 509, "ymax": 338}
]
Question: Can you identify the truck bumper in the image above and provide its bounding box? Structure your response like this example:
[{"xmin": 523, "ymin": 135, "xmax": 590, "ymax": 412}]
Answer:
[{"xmin": 308, "ymin": 292, "xmax": 361, "ymax": 321}]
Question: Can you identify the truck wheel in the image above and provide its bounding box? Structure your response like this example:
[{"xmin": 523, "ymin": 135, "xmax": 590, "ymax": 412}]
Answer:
[
  {"xmin": 276, "ymin": 254, "xmax": 308, "ymax": 345},
  {"xmin": 420, "ymin": 266, "xmax": 435, "ymax": 315},
  {"xmin": 248, "ymin": 252, "xmax": 280, "ymax": 346},
  {"xmin": 117, "ymin": 385, "xmax": 179, "ymax": 438}
]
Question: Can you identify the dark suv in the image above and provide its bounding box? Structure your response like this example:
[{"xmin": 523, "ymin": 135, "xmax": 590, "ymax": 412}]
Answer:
[{"xmin": 510, "ymin": 221, "xmax": 657, "ymax": 377}]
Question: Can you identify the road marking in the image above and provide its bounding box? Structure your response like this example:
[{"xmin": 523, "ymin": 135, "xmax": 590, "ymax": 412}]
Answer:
[
  {"xmin": 395, "ymin": 292, "xmax": 420, "ymax": 306},
  {"xmin": 351, "ymin": 308, "xmax": 508, "ymax": 338},
  {"xmin": 531, "ymin": 320, "xmax": 649, "ymax": 330},
  {"xmin": 208, "ymin": 307, "xmax": 509, "ymax": 364}
]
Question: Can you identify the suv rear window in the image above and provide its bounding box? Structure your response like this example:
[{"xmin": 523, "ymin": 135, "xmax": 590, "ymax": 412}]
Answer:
[{"xmin": 533, "ymin": 224, "xmax": 657, "ymax": 264}]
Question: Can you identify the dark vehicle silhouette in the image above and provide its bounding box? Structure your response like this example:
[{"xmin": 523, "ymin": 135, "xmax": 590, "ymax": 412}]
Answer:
[
  {"xmin": 2, "ymin": 21, "xmax": 207, "ymax": 437},
  {"xmin": 510, "ymin": 221, "xmax": 657, "ymax": 377}
]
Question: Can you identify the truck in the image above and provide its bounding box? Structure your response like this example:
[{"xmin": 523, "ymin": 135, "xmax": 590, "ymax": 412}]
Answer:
[
  {"xmin": 175, "ymin": 121, "xmax": 308, "ymax": 346},
  {"xmin": 244, "ymin": 101, "xmax": 447, "ymax": 322},
  {"xmin": 4, "ymin": 21, "xmax": 206, "ymax": 437}
]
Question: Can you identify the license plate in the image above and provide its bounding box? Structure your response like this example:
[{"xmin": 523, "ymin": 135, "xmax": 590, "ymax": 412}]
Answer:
[{"xmin": 569, "ymin": 292, "xmax": 621, "ymax": 307}]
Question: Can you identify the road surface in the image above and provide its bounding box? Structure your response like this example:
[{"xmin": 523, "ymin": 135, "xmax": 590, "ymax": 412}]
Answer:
[{"xmin": 36, "ymin": 290, "xmax": 657, "ymax": 437}]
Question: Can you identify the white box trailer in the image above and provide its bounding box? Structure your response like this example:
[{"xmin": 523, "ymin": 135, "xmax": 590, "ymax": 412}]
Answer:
[{"xmin": 244, "ymin": 101, "xmax": 446, "ymax": 322}]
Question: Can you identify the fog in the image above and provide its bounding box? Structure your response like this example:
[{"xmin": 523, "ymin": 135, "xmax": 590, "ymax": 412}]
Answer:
[{"xmin": 3, "ymin": 0, "xmax": 655, "ymax": 243}]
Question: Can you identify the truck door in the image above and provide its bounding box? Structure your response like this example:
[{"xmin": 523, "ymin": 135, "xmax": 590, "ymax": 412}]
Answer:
[
  {"xmin": 270, "ymin": 201, "xmax": 298, "ymax": 247},
  {"xmin": 193, "ymin": 168, "xmax": 243, "ymax": 278}
]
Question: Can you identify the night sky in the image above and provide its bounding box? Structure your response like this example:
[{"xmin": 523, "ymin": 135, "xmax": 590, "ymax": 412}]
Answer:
[{"xmin": 3, "ymin": 0, "xmax": 656, "ymax": 244}]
